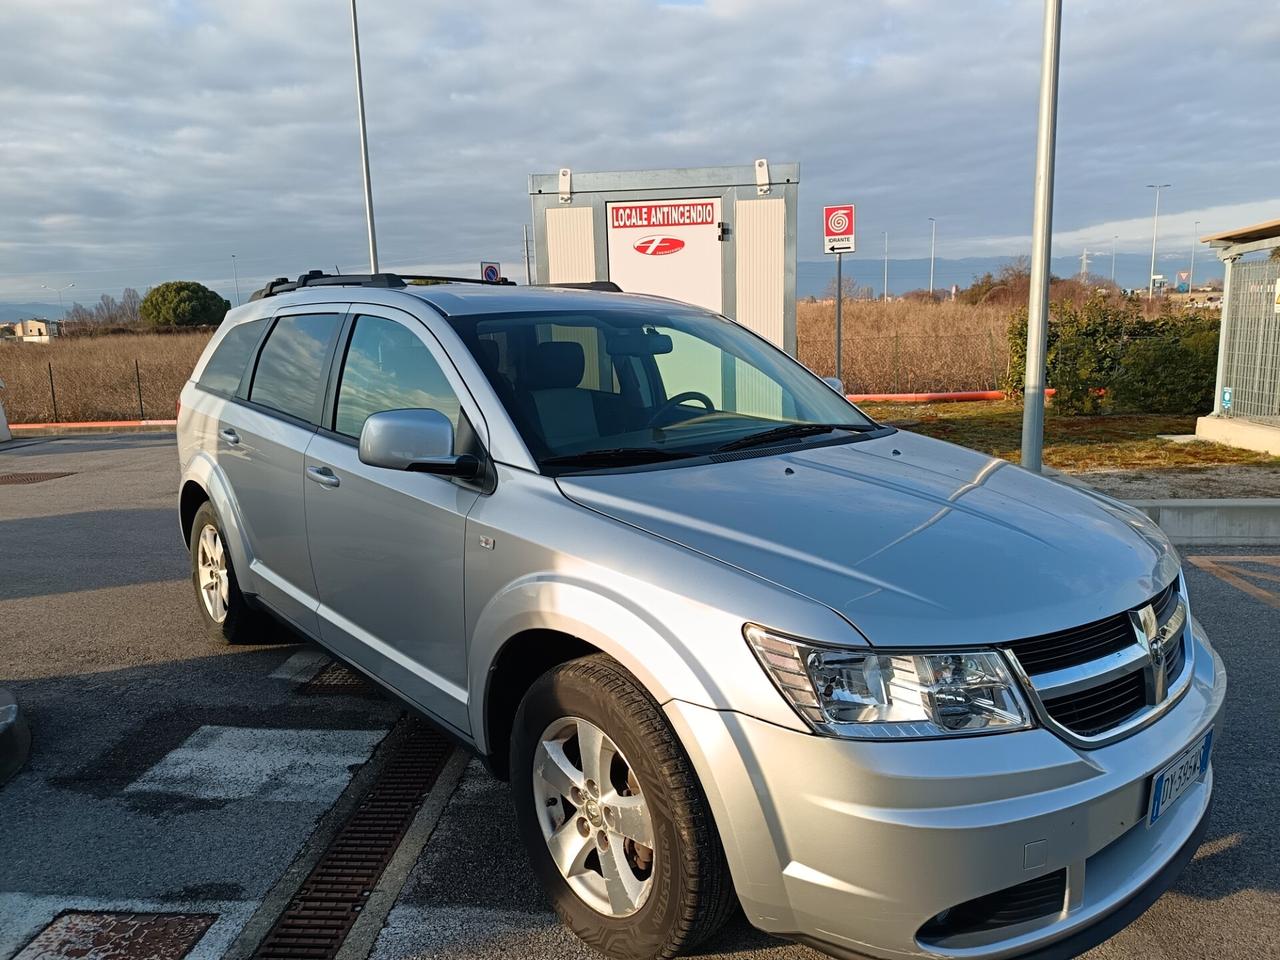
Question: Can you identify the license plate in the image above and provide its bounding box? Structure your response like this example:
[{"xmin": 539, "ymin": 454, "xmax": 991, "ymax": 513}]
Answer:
[{"xmin": 1148, "ymin": 729, "xmax": 1213, "ymax": 826}]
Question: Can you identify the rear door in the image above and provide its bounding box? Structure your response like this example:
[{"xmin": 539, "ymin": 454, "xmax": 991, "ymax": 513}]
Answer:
[
  {"xmin": 217, "ymin": 308, "xmax": 345, "ymax": 634},
  {"xmin": 303, "ymin": 305, "xmax": 484, "ymax": 733}
]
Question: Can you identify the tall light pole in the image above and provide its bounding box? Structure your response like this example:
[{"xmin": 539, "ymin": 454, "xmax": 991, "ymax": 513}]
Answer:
[
  {"xmin": 350, "ymin": 0, "xmax": 379, "ymax": 273},
  {"xmin": 1189, "ymin": 219, "xmax": 1200, "ymax": 289},
  {"xmin": 1146, "ymin": 183, "xmax": 1170, "ymax": 299},
  {"xmin": 523, "ymin": 225, "xmax": 532, "ymax": 285},
  {"xmin": 928, "ymin": 217, "xmax": 937, "ymax": 298},
  {"xmin": 230, "ymin": 254, "xmax": 241, "ymax": 306},
  {"xmin": 1110, "ymin": 235, "xmax": 1118, "ymax": 283},
  {"xmin": 882, "ymin": 231, "xmax": 889, "ymax": 302},
  {"xmin": 1019, "ymin": 0, "xmax": 1062, "ymax": 475},
  {"xmin": 41, "ymin": 282, "xmax": 75, "ymax": 315}
]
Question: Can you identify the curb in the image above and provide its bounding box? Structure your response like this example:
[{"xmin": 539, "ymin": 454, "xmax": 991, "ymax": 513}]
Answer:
[
  {"xmin": 0, "ymin": 687, "xmax": 31, "ymax": 786},
  {"xmin": 7, "ymin": 422, "xmax": 176, "ymax": 437},
  {"xmin": 1126, "ymin": 498, "xmax": 1280, "ymax": 546}
]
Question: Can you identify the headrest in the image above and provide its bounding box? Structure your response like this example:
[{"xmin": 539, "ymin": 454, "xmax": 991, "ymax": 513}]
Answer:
[
  {"xmin": 475, "ymin": 338, "xmax": 500, "ymax": 371},
  {"xmin": 526, "ymin": 341, "xmax": 585, "ymax": 390}
]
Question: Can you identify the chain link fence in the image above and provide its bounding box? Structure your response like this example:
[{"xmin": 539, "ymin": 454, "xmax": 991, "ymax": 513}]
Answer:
[{"xmin": 1219, "ymin": 258, "xmax": 1280, "ymax": 423}]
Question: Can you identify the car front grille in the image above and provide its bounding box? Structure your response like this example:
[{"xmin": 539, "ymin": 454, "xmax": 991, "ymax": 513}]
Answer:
[
  {"xmin": 1004, "ymin": 578, "xmax": 1190, "ymax": 744},
  {"xmin": 1041, "ymin": 669, "xmax": 1147, "ymax": 737},
  {"xmin": 918, "ymin": 869, "xmax": 1067, "ymax": 942}
]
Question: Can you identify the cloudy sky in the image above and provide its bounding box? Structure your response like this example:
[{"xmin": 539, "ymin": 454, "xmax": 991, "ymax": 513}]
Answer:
[{"xmin": 2, "ymin": 0, "xmax": 1278, "ymax": 307}]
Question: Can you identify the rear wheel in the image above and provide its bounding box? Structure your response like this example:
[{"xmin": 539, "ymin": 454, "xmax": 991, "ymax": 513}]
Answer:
[
  {"xmin": 510, "ymin": 654, "xmax": 735, "ymax": 959},
  {"xmin": 189, "ymin": 501, "xmax": 262, "ymax": 644}
]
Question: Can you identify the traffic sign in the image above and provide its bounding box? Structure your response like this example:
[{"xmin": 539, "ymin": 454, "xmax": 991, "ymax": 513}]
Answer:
[
  {"xmin": 481, "ymin": 261, "xmax": 501, "ymax": 282},
  {"xmin": 823, "ymin": 204, "xmax": 855, "ymax": 254}
]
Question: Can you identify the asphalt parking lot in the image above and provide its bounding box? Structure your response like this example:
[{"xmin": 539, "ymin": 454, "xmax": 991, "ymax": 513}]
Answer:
[{"xmin": 1, "ymin": 433, "xmax": 1277, "ymax": 960}]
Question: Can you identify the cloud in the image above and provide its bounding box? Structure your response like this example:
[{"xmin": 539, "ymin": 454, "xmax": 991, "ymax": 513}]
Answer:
[{"xmin": 0, "ymin": 0, "xmax": 1276, "ymax": 305}]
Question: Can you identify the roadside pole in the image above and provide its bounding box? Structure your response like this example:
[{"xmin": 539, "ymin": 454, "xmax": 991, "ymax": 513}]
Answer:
[
  {"xmin": 350, "ymin": 0, "xmax": 379, "ymax": 273},
  {"xmin": 523, "ymin": 225, "xmax": 532, "ymax": 285},
  {"xmin": 1020, "ymin": 0, "xmax": 1062, "ymax": 474},
  {"xmin": 835, "ymin": 252, "xmax": 843, "ymax": 382}
]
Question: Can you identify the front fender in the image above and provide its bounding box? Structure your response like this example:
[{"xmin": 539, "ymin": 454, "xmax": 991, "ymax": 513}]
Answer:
[
  {"xmin": 181, "ymin": 451, "xmax": 257, "ymax": 598},
  {"xmin": 466, "ymin": 571, "xmax": 807, "ymax": 755}
]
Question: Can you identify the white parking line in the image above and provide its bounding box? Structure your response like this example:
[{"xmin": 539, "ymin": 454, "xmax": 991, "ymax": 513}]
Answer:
[
  {"xmin": 126, "ymin": 725, "xmax": 385, "ymax": 803},
  {"xmin": 269, "ymin": 648, "xmax": 331, "ymax": 683}
]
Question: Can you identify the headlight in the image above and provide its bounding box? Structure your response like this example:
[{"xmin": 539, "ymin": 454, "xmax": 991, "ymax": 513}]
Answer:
[{"xmin": 744, "ymin": 624, "xmax": 1033, "ymax": 739}]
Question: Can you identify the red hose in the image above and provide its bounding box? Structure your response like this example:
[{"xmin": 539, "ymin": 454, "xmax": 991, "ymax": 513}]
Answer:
[{"xmin": 848, "ymin": 389, "xmax": 1057, "ymax": 403}]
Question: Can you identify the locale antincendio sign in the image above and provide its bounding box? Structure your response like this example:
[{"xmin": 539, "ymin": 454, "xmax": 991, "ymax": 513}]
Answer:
[{"xmin": 609, "ymin": 202, "xmax": 718, "ymax": 229}]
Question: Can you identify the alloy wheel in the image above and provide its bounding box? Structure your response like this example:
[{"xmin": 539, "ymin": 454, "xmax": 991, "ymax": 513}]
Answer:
[
  {"xmin": 532, "ymin": 716, "xmax": 656, "ymax": 917},
  {"xmin": 196, "ymin": 523, "xmax": 230, "ymax": 623}
]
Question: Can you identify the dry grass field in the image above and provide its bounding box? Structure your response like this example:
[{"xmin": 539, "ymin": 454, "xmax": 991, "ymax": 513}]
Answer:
[
  {"xmin": 0, "ymin": 302, "xmax": 1010, "ymax": 424},
  {"xmin": 796, "ymin": 299, "xmax": 1008, "ymax": 392},
  {"xmin": 0, "ymin": 332, "xmax": 212, "ymax": 423}
]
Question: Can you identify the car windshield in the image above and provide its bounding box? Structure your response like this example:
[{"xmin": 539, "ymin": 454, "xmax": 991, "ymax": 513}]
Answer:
[{"xmin": 447, "ymin": 306, "xmax": 878, "ymax": 470}]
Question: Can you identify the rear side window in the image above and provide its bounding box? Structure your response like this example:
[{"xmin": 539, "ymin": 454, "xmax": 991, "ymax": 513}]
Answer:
[
  {"xmin": 249, "ymin": 313, "xmax": 340, "ymax": 423},
  {"xmin": 333, "ymin": 315, "xmax": 461, "ymax": 438},
  {"xmin": 198, "ymin": 319, "xmax": 266, "ymax": 395}
]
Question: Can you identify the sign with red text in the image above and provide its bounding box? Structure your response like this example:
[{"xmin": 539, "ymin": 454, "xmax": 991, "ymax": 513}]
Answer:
[{"xmin": 605, "ymin": 198, "xmax": 723, "ymax": 312}]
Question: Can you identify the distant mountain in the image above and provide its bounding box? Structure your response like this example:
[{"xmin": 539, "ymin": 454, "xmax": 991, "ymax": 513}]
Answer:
[
  {"xmin": 797, "ymin": 253, "xmax": 1223, "ymax": 299},
  {"xmin": 0, "ymin": 302, "xmax": 64, "ymax": 323}
]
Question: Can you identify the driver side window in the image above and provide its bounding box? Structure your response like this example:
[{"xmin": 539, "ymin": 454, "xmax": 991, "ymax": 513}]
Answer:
[{"xmin": 333, "ymin": 316, "xmax": 462, "ymax": 440}]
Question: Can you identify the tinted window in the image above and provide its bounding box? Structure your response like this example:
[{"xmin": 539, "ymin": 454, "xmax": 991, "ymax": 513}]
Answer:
[
  {"xmin": 333, "ymin": 316, "xmax": 461, "ymax": 438},
  {"xmin": 198, "ymin": 319, "xmax": 266, "ymax": 395},
  {"xmin": 249, "ymin": 313, "xmax": 340, "ymax": 423}
]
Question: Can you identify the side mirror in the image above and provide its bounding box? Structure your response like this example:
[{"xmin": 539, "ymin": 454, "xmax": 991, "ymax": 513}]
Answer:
[
  {"xmin": 358, "ymin": 408, "xmax": 480, "ymax": 480},
  {"xmin": 822, "ymin": 377, "xmax": 845, "ymax": 395}
]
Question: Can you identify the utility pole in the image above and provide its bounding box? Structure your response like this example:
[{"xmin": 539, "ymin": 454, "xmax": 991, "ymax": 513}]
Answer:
[
  {"xmin": 882, "ymin": 231, "xmax": 889, "ymax": 301},
  {"xmin": 1111, "ymin": 235, "xmax": 1118, "ymax": 283},
  {"xmin": 834, "ymin": 252, "xmax": 843, "ymax": 382},
  {"xmin": 928, "ymin": 217, "xmax": 937, "ymax": 297},
  {"xmin": 522, "ymin": 225, "xmax": 532, "ymax": 285},
  {"xmin": 1020, "ymin": 0, "xmax": 1062, "ymax": 475},
  {"xmin": 1079, "ymin": 247, "xmax": 1091, "ymax": 279},
  {"xmin": 1146, "ymin": 183, "xmax": 1170, "ymax": 299},
  {"xmin": 231, "ymin": 254, "xmax": 241, "ymax": 306},
  {"xmin": 350, "ymin": 0, "xmax": 379, "ymax": 273},
  {"xmin": 1189, "ymin": 219, "xmax": 1200, "ymax": 289}
]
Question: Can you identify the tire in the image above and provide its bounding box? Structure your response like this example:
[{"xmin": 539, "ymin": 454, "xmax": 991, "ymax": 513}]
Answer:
[
  {"xmin": 510, "ymin": 654, "xmax": 736, "ymax": 959},
  {"xmin": 188, "ymin": 501, "xmax": 263, "ymax": 644}
]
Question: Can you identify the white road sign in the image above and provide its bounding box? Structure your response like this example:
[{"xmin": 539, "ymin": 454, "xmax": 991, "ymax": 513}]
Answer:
[
  {"xmin": 823, "ymin": 204, "xmax": 855, "ymax": 254},
  {"xmin": 481, "ymin": 261, "xmax": 501, "ymax": 282}
]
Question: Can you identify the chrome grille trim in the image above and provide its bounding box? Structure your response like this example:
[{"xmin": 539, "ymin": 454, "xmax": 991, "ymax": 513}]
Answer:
[{"xmin": 1004, "ymin": 577, "xmax": 1195, "ymax": 748}]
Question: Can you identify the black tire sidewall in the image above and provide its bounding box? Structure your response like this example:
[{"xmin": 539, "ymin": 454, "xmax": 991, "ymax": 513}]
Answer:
[{"xmin": 511, "ymin": 662, "xmax": 696, "ymax": 959}]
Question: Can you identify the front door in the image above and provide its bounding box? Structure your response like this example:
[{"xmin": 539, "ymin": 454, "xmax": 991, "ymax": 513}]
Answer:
[{"xmin": 303, "ymin": 306, "xmax": 483, "ymax": 734}]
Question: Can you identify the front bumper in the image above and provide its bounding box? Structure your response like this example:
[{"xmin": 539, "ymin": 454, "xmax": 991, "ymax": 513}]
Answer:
[{"xmin": 665, "ymin": 622, "xmax": 1226, "ymax": 959}]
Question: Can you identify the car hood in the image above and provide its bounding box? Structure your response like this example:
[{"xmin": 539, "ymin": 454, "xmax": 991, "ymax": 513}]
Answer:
[{"xmin": 557, "ymin": 431, "xmax": 1179, "ymax": 647}]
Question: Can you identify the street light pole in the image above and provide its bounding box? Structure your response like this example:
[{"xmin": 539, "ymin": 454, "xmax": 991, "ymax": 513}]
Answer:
[
  {"xmin": 882, "ymin": 231, "xmax": 889, "ymax": 302},
  {"xmin": 928, "ymin": 217, "xmax": 937, "ymax": 298},
  {"xmin": 41, "ymin": 282, "xmax": 75, "ymax": 315},
  {"xmin": 350, "ymin": 0, "xmax": 379, "ymax": 273},
  {"xmin": 1189, "ymin": 219, "xmax": 1200, "ymax": 289},
  {"xmin": 523, "ymin": 225, "xmax": 532, "ymax": 285},
  {"xmin": 1019, "ymin": 0, "xmax": 1062, "ymax": 475},
  {"xmin": 231, "ymin": 254, "xmax": 241, "ymax": 306},
  {"xmin": 1146, "ymin": 183, "xmax": 1170, "ymax": 299}
]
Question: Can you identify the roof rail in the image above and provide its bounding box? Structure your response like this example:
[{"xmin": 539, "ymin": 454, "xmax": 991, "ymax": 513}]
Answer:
[
  {"xmin": 249, "ymin": 270, "xmax": 515, "ymax": 301},
  {"xmin": 541, "ymin": 281, "xmax": 623, "ymax": 292}
]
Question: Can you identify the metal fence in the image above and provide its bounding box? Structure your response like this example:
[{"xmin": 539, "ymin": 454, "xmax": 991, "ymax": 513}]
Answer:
[{"xmin": 1219, "ymin": 258, "xmax": 1280, "ymax": 423}]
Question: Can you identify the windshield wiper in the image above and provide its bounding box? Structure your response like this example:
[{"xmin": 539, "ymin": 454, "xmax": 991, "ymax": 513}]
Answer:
[
  {"xmin": 714, "ymin": 422, "xmax": 876, "ymax": 453},
  {"xmin": 541, "ymin": 447, "xmax": 700, "ymax": 469}
]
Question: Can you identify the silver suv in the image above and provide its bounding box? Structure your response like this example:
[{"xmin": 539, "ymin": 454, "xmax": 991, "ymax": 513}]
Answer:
[{"xmin": 177, "ymin": 273, "xmax": 1224, "ymax": 960}]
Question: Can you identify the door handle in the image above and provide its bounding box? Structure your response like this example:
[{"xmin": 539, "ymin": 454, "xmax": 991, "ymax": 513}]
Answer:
[
  {"xmin": 219, "ymin": 428, "xmax": 240, "ymax": 445},
  {"xmin": 306, "ymin": 465, "xmax": 341, "ymax": 489}
]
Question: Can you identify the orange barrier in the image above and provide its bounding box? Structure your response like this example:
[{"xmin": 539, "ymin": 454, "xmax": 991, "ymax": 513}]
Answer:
[
  {"xmin": 848, "ymin": 389, "xmax": 1057, "ymax": 403},
  {"xmin": 10, "ymin": 419, "xmax": 178, "ymax": 430}
]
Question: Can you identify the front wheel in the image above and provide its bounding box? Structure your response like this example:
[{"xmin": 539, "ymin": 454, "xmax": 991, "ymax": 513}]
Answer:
[
  {"xmin": 188, "ymin": 501, "xmax": 263, "ymax": 644},
  {"xmin": 510, "ymin": 654, "xmax": 735, "ymax": 959}
]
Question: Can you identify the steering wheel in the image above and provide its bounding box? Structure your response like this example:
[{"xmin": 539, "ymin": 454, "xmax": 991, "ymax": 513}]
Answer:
[{"xmin": 647, "ymin": 391, "xmax": 716, "ymax": 428}]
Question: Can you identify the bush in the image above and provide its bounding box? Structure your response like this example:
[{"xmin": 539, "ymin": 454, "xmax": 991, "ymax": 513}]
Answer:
[
  {"xmin": 1004, "ymin": 294, "xmax": 1218, "ymax": 415},
  {"xmin": 139, "ymin": 281, "xmax": 229, "ymax": 329}
]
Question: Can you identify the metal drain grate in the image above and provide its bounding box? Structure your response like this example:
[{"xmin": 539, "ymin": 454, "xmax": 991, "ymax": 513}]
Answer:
[
  {"xmin": 301, "ymin": 661, "xmax": 374, "ymax": 695},
  {"xmin": 251, "ymin": 721, "xmax": 452, "ymax": 960},
  {"xmin": 15, "ymin": 911, "xmax": 216, "ymax": 960},
  {"xmin": 0, "ymin": 472, "xmax": 76, "ymax": 485}
]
